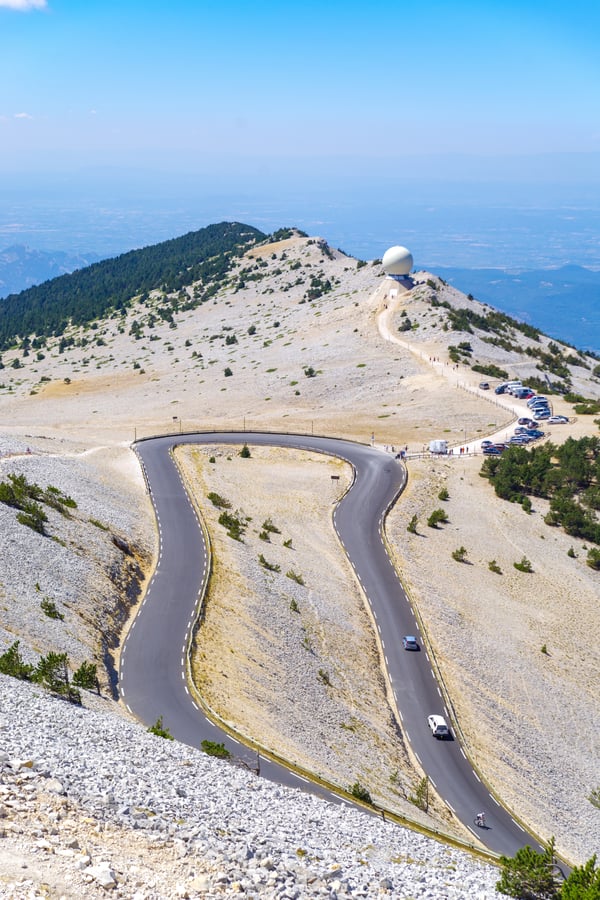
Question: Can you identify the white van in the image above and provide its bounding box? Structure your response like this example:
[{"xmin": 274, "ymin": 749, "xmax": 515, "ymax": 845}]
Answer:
[{"xmin": 505, "ymin": 381, "xmax": 523, "ymax": 394}]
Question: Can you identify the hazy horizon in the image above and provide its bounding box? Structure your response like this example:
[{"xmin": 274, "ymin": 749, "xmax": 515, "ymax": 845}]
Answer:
[{"xmin": 2, "ymin": 0, "xmax": 599, "ymax": 344}]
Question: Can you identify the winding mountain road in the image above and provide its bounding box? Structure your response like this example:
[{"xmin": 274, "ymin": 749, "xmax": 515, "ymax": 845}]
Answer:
[{"xmin": 121, "ymin": 431, "xmax": 543, "ymax": 858}]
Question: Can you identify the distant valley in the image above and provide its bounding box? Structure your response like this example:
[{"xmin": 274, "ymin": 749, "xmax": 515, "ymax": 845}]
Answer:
[
  {"xmin": 0, "ymin": 244, "xmax": 101, "ymax": 298},
  {"xmin": 434, "ymin": 264, "xmax": 600, "ymax": 354}
]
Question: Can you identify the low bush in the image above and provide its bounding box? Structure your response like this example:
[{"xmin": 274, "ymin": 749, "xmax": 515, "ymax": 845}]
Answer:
[
  {"xmin": 41, "ymin": 598, "xmax": 64, "ymax": 620},
  {"xmin": 201, "ymin": 740, "xmax": 231, "ymax": 759},
  {"xmin": 207, "ymin": 492, "xmax": 231, "ymax": 509},
  {"xmin": 258, "ymin": 554, "xmax": 280, "ymax": 572},
  {"xmin": 349, "ymin": 781, "xmax": 373, "ymax": 805},
  {"xmin": 451, "ymin": 546, "xmax": 468, "ymax": 562},
  {"xmin": 148, "ymin": 716, "xmax": 173, "ymax": 740},
  {"xmin": 513, "ymin": 556, "xmax": 533, "ymax": 573},
  {"xmin": 427, "ymin": 509, "xmax": 448, "ymax": 528}
]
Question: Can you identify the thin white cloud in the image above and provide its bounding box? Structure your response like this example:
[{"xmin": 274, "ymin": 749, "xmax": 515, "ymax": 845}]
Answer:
[
  {"xmin": 0, "ymin": 0, "xmax": 47, "ymax": 9},
  {"xmin": 14, "ymin": 112, "xmax": 33, "ymax": 119}
]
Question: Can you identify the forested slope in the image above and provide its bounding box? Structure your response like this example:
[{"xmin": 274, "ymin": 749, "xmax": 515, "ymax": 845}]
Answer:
[{"xmin": 0, "ymin": 222, "xmax": 266, "ymax": 350}]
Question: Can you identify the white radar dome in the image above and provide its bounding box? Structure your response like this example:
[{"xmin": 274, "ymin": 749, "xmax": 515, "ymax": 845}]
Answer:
[{"xmin": 382, "ymin": 245, "xmax": 413, "ymax": 276}]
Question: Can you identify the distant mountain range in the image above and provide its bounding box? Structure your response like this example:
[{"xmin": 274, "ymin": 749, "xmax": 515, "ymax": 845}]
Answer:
[
  {"xmin": 0, "ymin": 244, "xmax": 102, "ymax": 298},
  {"xmin": 434, "ymin": 265, "xmax": 600, "ymax": 354}
]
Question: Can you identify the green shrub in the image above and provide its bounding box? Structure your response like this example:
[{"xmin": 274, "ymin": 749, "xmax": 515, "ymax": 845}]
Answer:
[
  {"xmin": 218, "ymin": 511, "xmax": 247, "ymax": 541},
  {"xmin": 407, "ymin": 514, "xmax": 418, "ymax": 534},
  {"xmin": 72, "ymin": 661, "xmax": 98, "ymax": 691},
  {"xmin": 207, "ymin": 492, "xmax": 231, "ymax": 509},
  {"xmin": 41, "ymin": 598, "xmax": 64, "ymax": 620},
  {"xmin": 574, "ymin": 400, "xmax": 600, "ymax": 415},
  {"xmin": 514, "ymin": 556, "xmax": 533, "ymax": 573},
  {"xmin": 239, "ymin": 443, "xmax": 251, "ymax": 458},
  {"xmin": 488, "ymin": 559, "xmax": 502, "ymax": 574},
  {"xmin": 89, "ymin": 518, "xmax": 109, "ymax": 530},
  {"xmin": 427, "ymin": 508, "xmax": 448, "ymax": 528},
  {"xmin": 0, "ymin": 641, "xmax": 33, "ymax": 680},
  {"xmin": 472, "ymin": 363, "xmax": 509, "ymax": 380},
  {"xmin": 201, "ymin": 740, "xmax": 231, "ymax": 759},
  {"xmin": 17, "ymin": 505, "xmax": 47, "ymax": 534},
  {"xmin": 586, "ymin": 547, "xmax": 600, "ymax": 570},
  {"xmin": 286, "ymin": 570, "xmax": 304, "ymax": 585},
  {"xmin": 32, "ymin": 651, "xmax": 81, "ymax": 704},
  {"xmin": 262, "ymin": 517, "xmax": 281, "ymax": 534},
  {"xmin": 349, "ymin": 781, "xmax": 373, "ymax": 805},
  {"xmin": 451, "ymin": 546, "xmax": 468, "ymax": 562},
  {"xmin": 438, "ymin": 487, "xmax": 449, "ymax": 501},
  {"xmin": 148, "ymin": 716, "xmax": 173, "ymax": 740},
  {"xmin": 258, "ymin": 554, "xmax": 280, "ymax": 572},
  {"xmin": 409, "ymin": 776, "xmax": 429, "ymax": 811},
  {"xmin": 496, "ymin": 839, "xmax": 558, "ymax": 899}
]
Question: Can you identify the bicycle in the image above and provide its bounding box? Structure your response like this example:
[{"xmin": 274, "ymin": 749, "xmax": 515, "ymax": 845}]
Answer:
[{"xmin": 474, "ymin": 813, "xmax": 487, "ymax": 828}]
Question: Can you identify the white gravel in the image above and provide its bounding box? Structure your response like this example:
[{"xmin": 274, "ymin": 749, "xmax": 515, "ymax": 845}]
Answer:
[{"xmin": 0, "ymin": 674, "xmax": 501, "ymax": 899}]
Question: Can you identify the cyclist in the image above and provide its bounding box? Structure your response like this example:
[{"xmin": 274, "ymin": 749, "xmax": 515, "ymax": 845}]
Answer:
[{"xmin": 475, "ymin": 812, "xmax": 486, "ymax": 827}]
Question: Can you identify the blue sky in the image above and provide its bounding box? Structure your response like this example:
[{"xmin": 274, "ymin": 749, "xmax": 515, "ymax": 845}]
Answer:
[{"xmin": 1, "ymin": 0, "xmax": 600, "ymax": 180}]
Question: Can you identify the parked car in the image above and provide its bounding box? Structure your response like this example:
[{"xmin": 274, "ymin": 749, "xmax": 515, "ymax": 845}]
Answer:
[
  {"xmin": 509, "ymin": 435, "xmax": 531, "ymax": 444},
  {"xmin": 514, "ymin": 426, "xmax": 529, "ymax": 434},
  {"xmin": 495, "ymin": 384, "xmax": 507, "ymax": 394},
  {"xmin": 527, "ymin": 396, "xmax": 547, "ymax": 407},
  {"xmin": 483, "ymin": 446, "xmax": 503, "ymax": 455},
  {"xmin": 518, "ymin": 417, "xmax": 537, "ymax": 426},
  {"xmin": 548, "ymin": 415, "xmax": 569, "ymax": 424},
  {"xmin": 479, "ymin": 382, "xmax": 490, "ymax": 390},
  {"xmin": 403, "ymin": 635, "xmax": 419, "ymax": 651},
  {"xmin": 481, "ymin": 440, "xmax": 494, "ymax": 448},
  {"xmin": 513, "ymin": 387, "xmax": 534, "ymax": 399},
  {"xmin": 534, "ymin": 410, "xmax": 551, "ymax": 419},
  {"xmin": 525, "ymin": 429, "xmax": 544, "ymax": 438},
  {"xmin": 427, "ymin": 715, "xmax": 450, "ymax": 739}
]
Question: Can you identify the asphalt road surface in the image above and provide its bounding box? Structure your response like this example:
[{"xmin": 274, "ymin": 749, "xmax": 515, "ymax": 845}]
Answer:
[{"xmin": 121, "ymin": 431, "xmax": 545, "ymax": 858}]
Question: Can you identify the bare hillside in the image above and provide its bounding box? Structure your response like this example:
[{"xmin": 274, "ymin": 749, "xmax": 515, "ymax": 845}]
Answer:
[{"xmin": 0, "ymin": 229, "xmax": 599, "ymax": 887}]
